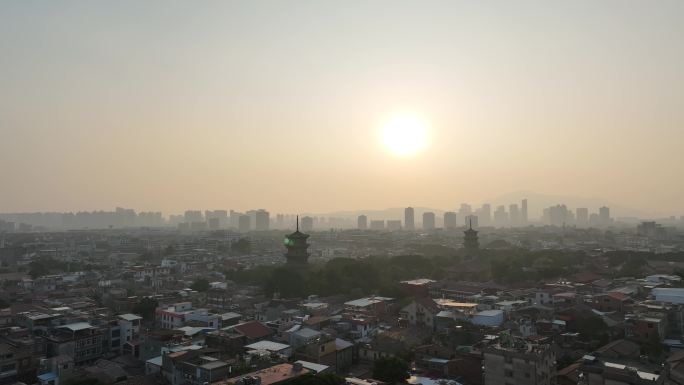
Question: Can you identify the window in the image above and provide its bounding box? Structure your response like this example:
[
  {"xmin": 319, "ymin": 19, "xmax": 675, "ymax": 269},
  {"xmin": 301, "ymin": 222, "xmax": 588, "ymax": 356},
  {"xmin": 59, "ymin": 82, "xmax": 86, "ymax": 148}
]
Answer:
[
  {"xmin": 525, "ymin": 372, "xmax": 531, "ymax": 378},
  {"xmin": 320, "ymin": 345, "xmax": 325, "ymax": 353},
  {"xmin": 648, "ymin": 323, "xmax": 654, "ymax": 329},
  {"xmin": 505, "ymin": 370, "xmax": 513, "ymax": 377}
]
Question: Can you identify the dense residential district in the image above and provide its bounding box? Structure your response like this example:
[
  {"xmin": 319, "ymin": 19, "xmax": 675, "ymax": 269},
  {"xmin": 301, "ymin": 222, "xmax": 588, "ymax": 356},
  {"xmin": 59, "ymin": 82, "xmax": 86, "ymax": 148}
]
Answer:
[{"xmin": 3, "ymin": 205, "xmax": 684, "ymax": 385}]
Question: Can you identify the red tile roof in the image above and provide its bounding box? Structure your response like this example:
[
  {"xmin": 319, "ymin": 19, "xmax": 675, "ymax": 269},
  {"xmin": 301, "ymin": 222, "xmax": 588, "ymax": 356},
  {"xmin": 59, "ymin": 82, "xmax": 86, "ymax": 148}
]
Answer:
[
  {"xmin": 232, "ymin": 321, "xmax": 273, "ymax": 340},
  {"xmin": 605, "ymin": 292, "xmax": 630, "ymax": 301}
]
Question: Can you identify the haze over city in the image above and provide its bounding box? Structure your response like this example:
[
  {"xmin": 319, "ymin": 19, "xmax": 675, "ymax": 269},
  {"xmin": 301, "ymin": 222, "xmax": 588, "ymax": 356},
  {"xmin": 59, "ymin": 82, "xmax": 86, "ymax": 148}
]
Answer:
[
  {"xmin": 5, "ymin": 3, "xmax": 684, "ymax": 385},
  {"xmin": 2, "ymin": 1, "xmax": 684, "ymax": 215}
]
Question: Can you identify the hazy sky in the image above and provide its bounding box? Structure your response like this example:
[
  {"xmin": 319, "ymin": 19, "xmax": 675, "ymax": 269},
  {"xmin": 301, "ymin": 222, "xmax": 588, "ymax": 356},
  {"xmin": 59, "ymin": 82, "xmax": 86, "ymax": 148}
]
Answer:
[{"xmin": 2, "ymin": 1, "xmax": 683, "ymax": 215}]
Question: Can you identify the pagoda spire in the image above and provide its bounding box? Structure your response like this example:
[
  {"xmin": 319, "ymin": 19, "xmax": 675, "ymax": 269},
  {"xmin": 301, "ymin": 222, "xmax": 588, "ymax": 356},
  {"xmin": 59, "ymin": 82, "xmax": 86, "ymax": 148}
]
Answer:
[
  {"xmin": 284, "ymin": 214, "xmax": 310, "ymax": 264},
  {"xmin": 464, "ymin": 218, "xmax": 479, "ymax": 254}
]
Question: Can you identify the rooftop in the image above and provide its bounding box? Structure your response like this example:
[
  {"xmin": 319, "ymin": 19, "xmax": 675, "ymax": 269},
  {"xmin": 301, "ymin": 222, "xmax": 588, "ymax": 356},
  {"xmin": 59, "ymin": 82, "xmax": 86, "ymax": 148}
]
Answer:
[
  {"xmin": 294, "ymin": 360, "xmax": 329, "ymax": 374},
  {"xmin": 119, "ymin": 313, "xmax": 143, "ymax": 321},
  {"xmin": 244, "ymin": 340, "xmax": 290, "ymax": 352},
  {"xmin": 401, "ymin": 278, "xmax": 436, "ymax": 286},
  {"xmin": 221, "ymin": 363, "xmax": 309, "ymax": 385},
  {"xmin": 59, "ymin": 322, "xmax": 93, "ymax": 332},
  {"xmin": 434, "ymin": 299, "xmax": 478, "ymax": 308},
  {"xmin": 345, "ymin": 296, "xmax": 394, "ymax": 308}
]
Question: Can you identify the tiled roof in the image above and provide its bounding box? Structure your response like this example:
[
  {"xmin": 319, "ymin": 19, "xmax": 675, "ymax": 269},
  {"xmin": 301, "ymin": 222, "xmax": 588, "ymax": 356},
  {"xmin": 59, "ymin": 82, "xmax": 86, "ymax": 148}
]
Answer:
[
  {"xmin": 232, "ymin": 320, "xmax": 273, "ymax": 340},
  {"xmin": 605, "ymin": 292, "xmax": 630, "ymax": 301}
]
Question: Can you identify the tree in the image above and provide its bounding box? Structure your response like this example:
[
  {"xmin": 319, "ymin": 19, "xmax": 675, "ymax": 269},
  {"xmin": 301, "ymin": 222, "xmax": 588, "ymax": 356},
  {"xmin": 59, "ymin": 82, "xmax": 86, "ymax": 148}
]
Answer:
[
  {"xmin": 132, "ymin": 297, "xmax": 159, "ymax": 321},
  {"xmin": 190, "ymin": 278, "xmax": 210, "ymax": 292},
  {"xmin": 28, "ymin": 259, "xmax": 50, "ymax": 279},
  {"xmin": 372, "ymin": 356, "xmax": 410, "ymax": 384},
  {"xmin": 231, "ymin": 238, "xmax": 251, "ymax": 255}
]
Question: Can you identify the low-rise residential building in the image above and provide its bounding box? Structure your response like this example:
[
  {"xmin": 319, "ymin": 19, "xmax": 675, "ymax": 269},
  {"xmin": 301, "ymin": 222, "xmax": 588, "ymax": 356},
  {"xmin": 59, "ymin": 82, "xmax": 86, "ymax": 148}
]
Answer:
[
  {"xmin": 625, "ymin": 313, "xmax": 667, "ymax": 343},
  {"xmin": 483, "ymin": 335, "xmax": 556, "ymax": 385},
  {"xmin": 45, "ymin": 323, "xmax": 103, "ymax": 367}
]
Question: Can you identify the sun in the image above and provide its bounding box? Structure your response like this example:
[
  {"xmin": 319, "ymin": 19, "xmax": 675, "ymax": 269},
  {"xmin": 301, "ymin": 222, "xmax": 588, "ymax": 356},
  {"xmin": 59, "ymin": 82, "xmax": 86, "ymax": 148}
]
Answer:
[{"xmin": 380, "ymin": 115, "xmax": 428, "ymax": 156}]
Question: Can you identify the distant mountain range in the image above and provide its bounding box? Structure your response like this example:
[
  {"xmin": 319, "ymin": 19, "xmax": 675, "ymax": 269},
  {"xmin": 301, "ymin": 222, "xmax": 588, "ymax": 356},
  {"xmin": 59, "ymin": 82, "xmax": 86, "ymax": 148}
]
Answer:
[{"xmin": 307, "ymin": 191, "xmax": 654, "ymax": 221}]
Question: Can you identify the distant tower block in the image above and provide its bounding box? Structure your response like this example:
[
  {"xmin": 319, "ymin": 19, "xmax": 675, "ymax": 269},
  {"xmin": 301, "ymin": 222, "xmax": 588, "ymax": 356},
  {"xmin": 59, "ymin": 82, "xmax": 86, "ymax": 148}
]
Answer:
[
  {"xmin": 463, "ymin": 218, "xmax": 479, "ymax": 253},
  {"xmin": 284, "ymin": 216, "xmax": 310, "ymax": 264}
]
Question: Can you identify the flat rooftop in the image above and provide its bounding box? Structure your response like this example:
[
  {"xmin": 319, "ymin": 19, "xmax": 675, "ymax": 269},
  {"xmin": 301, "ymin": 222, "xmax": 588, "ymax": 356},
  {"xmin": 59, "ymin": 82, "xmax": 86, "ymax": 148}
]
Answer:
[{"xmin": 222, "ymin": 363, "xmax": 309, "ymax": 385}]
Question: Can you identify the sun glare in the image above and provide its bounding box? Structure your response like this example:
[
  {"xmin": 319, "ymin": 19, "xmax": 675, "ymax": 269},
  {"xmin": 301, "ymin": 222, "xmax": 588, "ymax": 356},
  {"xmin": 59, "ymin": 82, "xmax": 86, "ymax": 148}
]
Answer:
[{"xmin": 381, "ymin": 115, "xmax": 428, "ymax": 156}]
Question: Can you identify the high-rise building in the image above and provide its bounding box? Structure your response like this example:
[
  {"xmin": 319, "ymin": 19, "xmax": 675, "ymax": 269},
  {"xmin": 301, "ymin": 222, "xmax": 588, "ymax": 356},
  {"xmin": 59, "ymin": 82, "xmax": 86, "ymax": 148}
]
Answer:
[
  {"xmin": 599, "ymin": 206, "xmax": 611, "ymax": 227},
  {"xmin": 459, "ymin": 204, "xmax": 472, "ymax": 219},
  {"xmin": 357, "ymin": 215, "xmax": 368, "ymax": 230},
  {"xmin": 301, "ymin": 216, "xmax": 314, "ymax": 232},
  {"xmin": 444, "ymin": 212, "xmax": 458, "ymax": 230},
  {"xmin": 545, "ymin": 204, "xmax": 571, "ymax": 227},
  {"xmin": 370, "ymin": 220, "xmax": 385, "ymax": 231},
  {"xmin": 493, "ymin": 205, "xmax": 508, "ymax": 227},
  {"xmin": 521, "ymin": 199, "xmax": 528, "ymax": 224},
  {"xmin": 284, "ymin": 216, "xmax": 310, "ymax": 265},
  {"xmin": 404, "ymin": 207, "xmax": 415, "ymax": 231},
  {"xmin": 208, "ymin": 217, "xmax": 220, "ymax": 230},
  {"xmin": 205, "ymin": 210, "xmax": 228, "ymax": 228},
  {"xmin": 576, "ymin": 208, "xmax": 589, "ymax": 227},
  {"xmin": 184, "ymin": 210, "xmax": 203, "ymax": 223},
  {"xmin": 478, "ymin": 204, "xmax": 491, "ymax": 226},
  {"xmin": 465, "ymin": 214, "xmax": 479, "ymax": 228},
  {"xmin": 238, "ymin": 215, "xmax": 251, "ymax": 232},
  {"xmin": 509, "ymin": 204, "xmax": 520, "ymax": 226},
  {"xmin": 423, "ymin": 212, "xmax": 435, "ymax": 230},
  {"xmin": 255, "ymin": 209, "xmax": 270, "ymax": 231},
  {"xmin": 387, "ymin": 220, "xmax": 402, "ymax": 231},
  {"xmin": 276, "ymin": 214, "xmax": 285, "ymax": 229},
  {"xmin": 589, "ymin": 213, "xmax": 600, "ymax": 227},
  {"xmin": 230, "ymin": 210, "xmax": 242, "ymax": 228},
  {"xmin": 246, "ymin": 210, "xmax": 259, "ymax": 230}
]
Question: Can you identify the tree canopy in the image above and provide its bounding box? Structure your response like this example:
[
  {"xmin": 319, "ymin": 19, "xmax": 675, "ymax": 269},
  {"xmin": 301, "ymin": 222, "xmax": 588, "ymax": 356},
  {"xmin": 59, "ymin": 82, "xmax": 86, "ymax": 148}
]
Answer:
[
  {"xmin": 190, "ymin": 278, "xmax": 210, "ymax": 292},
  {"xmin": 372, "ymin": 356, "xmax": 410, "ymax": 384}
]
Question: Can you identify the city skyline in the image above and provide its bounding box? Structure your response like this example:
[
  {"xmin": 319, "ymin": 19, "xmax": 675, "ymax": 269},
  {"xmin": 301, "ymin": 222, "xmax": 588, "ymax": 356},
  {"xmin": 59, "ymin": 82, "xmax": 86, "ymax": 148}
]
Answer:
[
  {"xmin": 0, "ymin": 188, "xmax": 672, "ymax": 218},
  {"xmin": 2, "ymin": 2, "xmax": 684, "ymax": 382},
  {"xmin": 6, "ymin": 196, "xmax": 683, "ymax": 232},
  {"xmin": 2, "ymin": 1, "xmax": 684, "ymax": 215}
]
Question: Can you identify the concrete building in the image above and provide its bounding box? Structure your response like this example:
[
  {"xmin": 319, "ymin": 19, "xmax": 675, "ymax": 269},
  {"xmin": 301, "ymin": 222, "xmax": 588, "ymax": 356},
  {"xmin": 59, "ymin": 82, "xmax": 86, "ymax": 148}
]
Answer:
[
  {"xmin": 386, "ymin": 220, "xmax": 402, "ymax": 231},
  {"xmin": 464, "ymin": 214, "xmax": 479, "ymax": 228},
  {"xmin": 45, "ymin": 323, "xmax": 104, "ymax": 367},
  {"xmin": 369, "ymin": 220, "xmax": 385, "ymax": 231},
  {"xmin": 357, "ymin": 215, "xmax": 368, "ymax": 230},
  {"xmin": 422, "ymin": 212, "xmax": 435, "ymax": 230},
  {"xmin": 404, "ymin": 207, "xmax": 415, "ymax": 231},
  {"xmin": 484, "ymin": 336, "xmax": 555, "ymax": 385},
  {"xmin": 509, "ymin": 204, "xmax": 520, "ymax": 226},
  {"xmin": 238, "ymin": 215, "xmax": 251, "ymax": 232},
  {"xmin": 472, "ymin": 310, "xmax": 504, "ymax": 327},
  {"xmin": 576, "ymin": 208, "xmax": 589, "ymax": 227},
  {"xmin": 444, "ymin": 212, "xmax": 457, "ymax": 230},
  {"xmin": 255, "ymin": 209, "xmax": 270, "ymax": 231},
  {"xmin": 599, "ymin": 206, "xmax": 611, "ymax": 227},
  {"xmin": 300, "ymin": 216, "xmax": 314, "ymax": 232}
]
